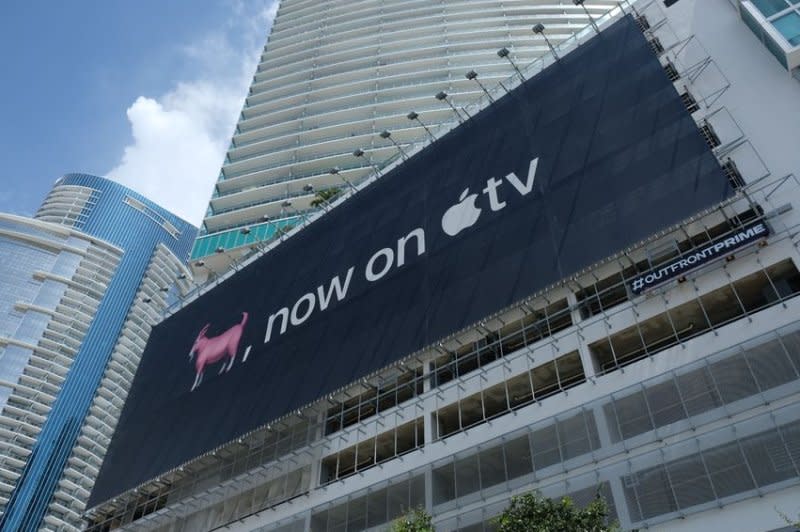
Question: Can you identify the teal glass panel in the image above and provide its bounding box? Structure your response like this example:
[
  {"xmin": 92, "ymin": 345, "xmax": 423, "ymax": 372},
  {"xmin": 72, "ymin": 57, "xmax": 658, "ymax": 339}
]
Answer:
[
  {"xmin": 190, "ymin": 216, "xmax": 303, "ymax": 260},
  {"xmin": 752, "ymin": 0, "xmax": 790, "ymax": 16},
  {"xmin": 773, "ymin": 11, "xmax": 800, "ymax": 45}
]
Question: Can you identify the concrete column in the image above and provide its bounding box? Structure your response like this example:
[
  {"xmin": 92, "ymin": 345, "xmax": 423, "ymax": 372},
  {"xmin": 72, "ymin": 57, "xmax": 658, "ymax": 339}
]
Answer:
[
  {"xmin": 591, "ymin": 403, "xmax": 633, "ymax": 529},
  {"xmin": 307, "ymin": 411, "xmax": 326, "ymax": 490},
  {"xmin": 568, "ymin": 292, "xmax": 598, "ymax": 380},
  {"xmin": 422, "ymin": 360, "xmax": 435, "ymax": 512}
]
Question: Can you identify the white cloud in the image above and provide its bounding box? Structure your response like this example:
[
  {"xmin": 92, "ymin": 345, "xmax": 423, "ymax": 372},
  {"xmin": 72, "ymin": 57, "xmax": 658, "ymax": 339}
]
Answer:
[{"xmin": 107, "ymin": 1, "xmax": 279, "ymax": 226}]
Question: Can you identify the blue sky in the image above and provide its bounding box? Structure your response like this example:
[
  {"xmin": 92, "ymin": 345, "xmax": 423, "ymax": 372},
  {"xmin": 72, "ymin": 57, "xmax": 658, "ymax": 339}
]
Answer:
[{"xmin": 0, "ymin": 0, "xmax": 277, "ymax": 225}]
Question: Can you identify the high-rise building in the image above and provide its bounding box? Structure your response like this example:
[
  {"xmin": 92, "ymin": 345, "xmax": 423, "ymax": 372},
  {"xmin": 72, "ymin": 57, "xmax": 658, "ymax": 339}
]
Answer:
[
  {"xmin": 0, "ymin": 174, "xmax": 197, "ymax": 531},
  {"xmin": 87, "ymin": 1, "xmax": 800, "ymax": 531},
  {"xmin": 191, "ymin": 0, "xmax": 622, "ymax": 275}
]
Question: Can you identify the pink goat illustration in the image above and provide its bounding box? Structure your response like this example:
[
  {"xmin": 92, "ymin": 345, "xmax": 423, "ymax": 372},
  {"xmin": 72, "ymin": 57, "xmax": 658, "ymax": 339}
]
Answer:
[{"xmin": 188, "ymin": 312, "xmax": 248, "ymax": 391}]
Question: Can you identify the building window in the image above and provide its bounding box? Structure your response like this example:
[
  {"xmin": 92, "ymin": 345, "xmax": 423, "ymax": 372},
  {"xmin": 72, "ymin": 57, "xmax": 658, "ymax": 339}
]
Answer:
[
  {"xmin": 664, "ymin": 60, "xmax": 680, "ymax": 82},
  {"xmin": 680, "ymin": 91, "xmax": 700, "ymax": 114},
  {"xmin": 319, "ymin": 419, "xmax": 425, "ymax": 484},
  {"xmin": 752, "ymin": 0, "xmax": 793, "ymax": 17},
  {"xmin": 741, "ymin": 2, "xmax": 798, "ymax": 70},
  {"xmin": 648, "ymin": 37, "xmax": 665, "ymax": 55},
  {"xmin": 324, "ymin": 368, "xmax": 423, "ymax": 436},
  {"xmin": 433, "ymin": 298, "xmax": 572, "ymax": 388},
  {"xmin": 590, "ymin": 258, "xmax": 800, "ymax": 373},
  {"xmin": 773, "ymin": 10, "xmax": 800, "ymax": 45},
  {"xmin": 434, "ymin": 351, "xmax": 586, "ymax": 440}
]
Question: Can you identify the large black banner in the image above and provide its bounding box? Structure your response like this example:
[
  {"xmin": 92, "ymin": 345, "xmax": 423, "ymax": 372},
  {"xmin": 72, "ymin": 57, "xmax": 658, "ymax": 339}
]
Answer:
[{"xmin": 90, "ymin": 16, "xmax": 732, "ymax": 506}]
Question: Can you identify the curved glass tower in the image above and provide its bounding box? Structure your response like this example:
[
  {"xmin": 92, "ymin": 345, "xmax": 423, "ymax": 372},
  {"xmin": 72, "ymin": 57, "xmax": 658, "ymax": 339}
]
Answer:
[
  {"xmin": 193, "ymin": 0, "xmax": 622, "ymax": 274},
  {"xmin": 0, "ymin": 174, "xmax": 196, "ymax": 531}
]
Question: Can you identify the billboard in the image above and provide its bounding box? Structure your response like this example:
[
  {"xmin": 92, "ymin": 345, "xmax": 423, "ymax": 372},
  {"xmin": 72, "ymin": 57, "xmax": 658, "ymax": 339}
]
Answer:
[
  {"xmin": 90, "ymin": 15, "xmax": 732, "ymax": 506},
  {"xmin": 629, "ymin": 220, "xmax": 770, "ymax": 295}
]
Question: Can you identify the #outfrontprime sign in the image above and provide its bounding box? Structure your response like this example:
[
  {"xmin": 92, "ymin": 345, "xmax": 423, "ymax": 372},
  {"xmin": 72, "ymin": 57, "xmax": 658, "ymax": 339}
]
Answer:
[
  {"xmin": 90, "ymin": 16, "xmax": 733, "ymax": 506},
  {"xmin": 630, "ymin": 220, "xmax": 770, "ymax": 295}
]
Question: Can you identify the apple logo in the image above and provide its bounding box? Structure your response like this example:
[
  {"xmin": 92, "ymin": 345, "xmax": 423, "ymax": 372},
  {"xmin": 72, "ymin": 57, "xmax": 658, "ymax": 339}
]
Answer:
[{"xmin": 441, "ymin": 188, "xmax": 482, "ymax": 237}]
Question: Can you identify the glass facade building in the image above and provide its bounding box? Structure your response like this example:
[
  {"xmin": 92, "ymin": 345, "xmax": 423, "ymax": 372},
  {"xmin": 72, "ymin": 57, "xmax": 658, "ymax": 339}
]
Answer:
[{"xmin": 0, "ymin": 174, "xmax": 197, "ymax": 531}]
